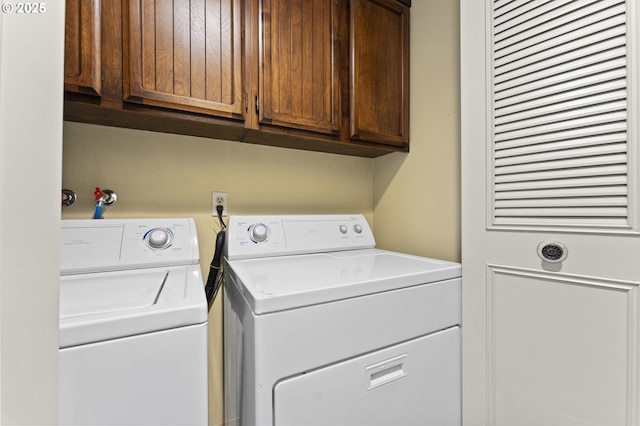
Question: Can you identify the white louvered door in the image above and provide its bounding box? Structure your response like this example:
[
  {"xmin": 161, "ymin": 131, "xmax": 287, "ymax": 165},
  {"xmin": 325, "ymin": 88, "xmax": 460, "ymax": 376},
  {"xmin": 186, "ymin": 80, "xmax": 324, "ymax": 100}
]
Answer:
[{"xmin": 462, "ymin": 0, "xmax": 640, "ymax": 424}]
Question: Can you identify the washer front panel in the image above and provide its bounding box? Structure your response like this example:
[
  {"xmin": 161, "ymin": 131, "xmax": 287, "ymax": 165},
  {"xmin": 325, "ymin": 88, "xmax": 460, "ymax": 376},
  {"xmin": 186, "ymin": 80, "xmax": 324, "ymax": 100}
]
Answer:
[{"xmin": 59, "ymin": 322, "xmax": 208, "ymax": 425}]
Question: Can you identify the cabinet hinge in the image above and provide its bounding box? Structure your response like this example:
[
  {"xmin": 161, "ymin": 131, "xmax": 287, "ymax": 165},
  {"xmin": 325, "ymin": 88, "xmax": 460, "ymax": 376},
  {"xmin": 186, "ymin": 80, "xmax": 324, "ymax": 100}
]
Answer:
[
  {"xmin": 255, "ymin": 95, "xmax": 259, "ymax": 113},
  {"xmin": 245, "ymin": 92, "xmax": 248, "ymax": 114}
]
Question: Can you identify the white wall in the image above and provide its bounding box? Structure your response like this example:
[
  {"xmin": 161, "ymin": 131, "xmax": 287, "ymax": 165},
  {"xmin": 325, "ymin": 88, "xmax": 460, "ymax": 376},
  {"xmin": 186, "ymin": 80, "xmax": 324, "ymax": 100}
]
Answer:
[{"xmin": 0, "ymin": 3, "xmax": 65, "ymax": 423}]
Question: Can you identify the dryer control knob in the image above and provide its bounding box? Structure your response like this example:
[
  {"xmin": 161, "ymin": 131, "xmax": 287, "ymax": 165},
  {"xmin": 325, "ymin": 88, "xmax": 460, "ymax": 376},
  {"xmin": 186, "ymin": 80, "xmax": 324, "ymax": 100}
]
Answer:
[
  {"xmin": 249, "ymin": 224, "xmax": 269, "ymax": 243},
  {"xmin": 145, "ymin": 228, "xmax": 173, "ymax": 249}
]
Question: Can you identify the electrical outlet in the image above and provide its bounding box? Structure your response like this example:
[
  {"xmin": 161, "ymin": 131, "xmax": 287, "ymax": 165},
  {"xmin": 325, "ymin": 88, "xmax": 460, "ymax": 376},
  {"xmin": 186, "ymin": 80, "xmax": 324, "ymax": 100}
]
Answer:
[{"xmin": 212, "ymin": 192, "xmax": 228, "ymax": 217}]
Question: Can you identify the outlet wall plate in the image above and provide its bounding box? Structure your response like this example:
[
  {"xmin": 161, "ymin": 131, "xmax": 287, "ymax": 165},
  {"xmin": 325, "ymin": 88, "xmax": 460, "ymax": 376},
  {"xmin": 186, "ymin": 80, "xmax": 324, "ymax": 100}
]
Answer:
[{"xmin": 212, "ymin": 192, "xmax": 228, "ymax": 217}]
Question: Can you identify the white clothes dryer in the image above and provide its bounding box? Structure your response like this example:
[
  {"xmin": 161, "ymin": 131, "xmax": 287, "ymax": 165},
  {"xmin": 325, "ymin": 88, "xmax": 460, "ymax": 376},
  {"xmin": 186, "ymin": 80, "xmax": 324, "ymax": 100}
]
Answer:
[
  {"xmin": 59, "ymin": 218, "xmax": 208, "ymax": 425},
  {"xmin": 224, "ymin": 214, "xmax": 461, "ymax": 426}
]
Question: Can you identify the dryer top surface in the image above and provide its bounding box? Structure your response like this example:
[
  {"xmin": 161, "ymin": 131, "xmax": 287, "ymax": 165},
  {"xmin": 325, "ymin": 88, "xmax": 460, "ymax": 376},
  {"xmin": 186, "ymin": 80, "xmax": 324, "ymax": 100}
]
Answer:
[{"xmin": 225, "ymin": 248, "xmax": 461, "ymax": 314}]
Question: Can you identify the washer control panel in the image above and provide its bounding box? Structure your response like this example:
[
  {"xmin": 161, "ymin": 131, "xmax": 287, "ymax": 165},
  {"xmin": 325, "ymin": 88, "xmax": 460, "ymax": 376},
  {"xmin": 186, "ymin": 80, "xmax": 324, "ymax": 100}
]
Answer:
[
  {"xmin": 226, "ymin": 214, "xmax": 376, "ymax": 260},
  {"xmin": 61, "ymin": 218, "xmax": 199, "ymax": 274}
]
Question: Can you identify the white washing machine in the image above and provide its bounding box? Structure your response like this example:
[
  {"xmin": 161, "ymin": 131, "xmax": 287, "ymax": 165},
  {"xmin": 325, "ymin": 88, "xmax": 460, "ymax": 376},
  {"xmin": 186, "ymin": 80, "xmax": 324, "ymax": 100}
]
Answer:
[
  {"xmin": 59, "ymin": 218, "xmax": 208, "ymax": 425},
  {"xmin": 224, "ymin": 214, "xmax": 461, "ymax": 426}
]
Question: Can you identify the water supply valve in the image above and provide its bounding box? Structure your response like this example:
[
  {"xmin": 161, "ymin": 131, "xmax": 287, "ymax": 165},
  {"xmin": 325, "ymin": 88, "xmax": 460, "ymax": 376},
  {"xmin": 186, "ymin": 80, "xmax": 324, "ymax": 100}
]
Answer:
[
  {"xmin": 62, "ymin": 189, "xmax": 77, "ymax": 207},
  {"xmin": 93, "ymin": 187, "xmax": 117, "ymax": 219}
]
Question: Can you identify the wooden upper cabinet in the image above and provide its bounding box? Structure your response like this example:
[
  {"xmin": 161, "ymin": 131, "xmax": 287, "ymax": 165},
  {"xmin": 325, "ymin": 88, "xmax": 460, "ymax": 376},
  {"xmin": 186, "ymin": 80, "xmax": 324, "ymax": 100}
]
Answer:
[
  {"xmin": 63, "ymin": 0, "xmax": 410, "ymax": 156},
  {"xmin": 124, "ymin": 0, "xmax": 244, "ymax": 119},
  {"xmin": 350, "ymin": 0, "xmax": 409, "ymax": 147},
  {"xmin": 64, "ymin": 0, "xmax": 101, "ymax": 96},
  {"xmin": 258, "ymin": 0, "xmax": 340, "ymax": 134}
]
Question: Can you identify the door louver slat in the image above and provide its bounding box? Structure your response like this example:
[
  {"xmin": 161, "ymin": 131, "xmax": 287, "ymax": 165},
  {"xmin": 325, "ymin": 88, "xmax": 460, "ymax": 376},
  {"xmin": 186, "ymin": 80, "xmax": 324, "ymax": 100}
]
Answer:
[
  {"xmin": 494, "ymin": 217, "xmax": 629, "ymax": 226},
  {"xmin": 495, "ymin": 154, "xmax": 627, "ymax": 175},
  {"xmin": 494, "ymin": 164, "xmax": 627, "ymax": 184},
  {"xmin": 495, "ymin": 112, "xmax": 627, "ymax": 142},
  {"xmin": 495, "ymin": 144, "xmax": 627, "ymax": 167},
  {"xmin": 495, "ymin": 175, "xmax": 628, "ymax": 192},
  {"xmin": 495, "ymin": 133, "xmax": 627, "ymax": 159},
  {"xmin": 494, "ymin": 123, "xmax": 627, "ymax": 151},
  {"xmin": 491, "ymin": 0, "xmax": 630, "ymax": 230},
  {"xmin": 495, "ymin": 101, "xmax": 627, "ymax": 134},
  {"xmin": 495, "ymin": 186, "xmax": 628, "ymax": 200},
  {"xmin": 495, "ymin": 197, "xmax": 627, "ymax": 209},
  {"xmin": 495, "ymin": 207, "xmax": 628, "ymax": 218}
]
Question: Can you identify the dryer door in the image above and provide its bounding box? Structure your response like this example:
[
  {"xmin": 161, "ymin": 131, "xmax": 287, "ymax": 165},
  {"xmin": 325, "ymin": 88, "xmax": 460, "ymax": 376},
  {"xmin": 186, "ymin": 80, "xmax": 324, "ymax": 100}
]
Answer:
[{"xmin": 273, "ymin": 327, "xmax": 461, "ymax": 426}]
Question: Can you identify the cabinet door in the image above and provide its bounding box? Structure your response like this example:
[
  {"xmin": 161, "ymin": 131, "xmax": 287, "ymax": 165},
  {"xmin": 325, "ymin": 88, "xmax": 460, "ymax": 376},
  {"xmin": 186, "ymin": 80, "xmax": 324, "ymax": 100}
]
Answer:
[
  {"xmin": 64, "ymin": 0, "xmax": 101, "ymax": 96},
  {"xmin": 350, "ymin": 0, "xmax": 409, "ymax": 147},
  {"xmin": 259, "ymin": 0, "xmax": 340, "ymax": 134},
  {"xmin": 125, "ymin": 0, "xmax": 244, "ymax": 119}
]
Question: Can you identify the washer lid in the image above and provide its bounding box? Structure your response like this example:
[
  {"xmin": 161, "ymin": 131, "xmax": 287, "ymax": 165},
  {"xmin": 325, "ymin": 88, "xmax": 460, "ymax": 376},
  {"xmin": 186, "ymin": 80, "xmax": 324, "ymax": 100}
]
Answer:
[
  {"xmin": 59, "ymin": 265, "xmax": 207, "ymax": 348},
  {"xmin": 225, "ymin": 249, "xmax": 461, "ymax": 314}
]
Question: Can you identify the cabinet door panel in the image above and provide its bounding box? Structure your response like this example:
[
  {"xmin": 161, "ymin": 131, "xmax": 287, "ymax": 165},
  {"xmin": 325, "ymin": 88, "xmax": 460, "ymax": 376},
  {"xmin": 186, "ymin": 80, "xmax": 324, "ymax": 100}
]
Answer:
[
  {"xmin": 259, "ymin": 0, "xmax": 340, "ymax": 134},
  {"xmin": 125, "ymin": 0, "xmax": 244, "ymax": 119},
  {"xmin": 64, "ymin": 0, "xmax": 101, "ymax": 96},
  {"xmin": 351, "ymin": 0, "xmax": 409, "ymax": 147}
]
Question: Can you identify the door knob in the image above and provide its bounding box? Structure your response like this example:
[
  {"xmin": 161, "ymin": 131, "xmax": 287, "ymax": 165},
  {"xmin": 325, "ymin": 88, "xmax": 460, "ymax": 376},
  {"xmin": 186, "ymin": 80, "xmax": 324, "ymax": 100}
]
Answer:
[{"xmin": 537, "ymin": 240, "xmax": 568, "ymax": 263}]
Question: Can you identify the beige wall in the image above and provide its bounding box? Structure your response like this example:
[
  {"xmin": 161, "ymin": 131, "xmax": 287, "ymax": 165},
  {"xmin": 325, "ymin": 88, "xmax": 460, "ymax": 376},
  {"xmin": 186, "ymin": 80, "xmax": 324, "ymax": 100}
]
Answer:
[
  {"xmin": 62, "ymin": 122, "xmax": 374, "ymax": 425},
  {"xmin": 373, "ymin": 0, "xmax": 461, "ymax": 263}
]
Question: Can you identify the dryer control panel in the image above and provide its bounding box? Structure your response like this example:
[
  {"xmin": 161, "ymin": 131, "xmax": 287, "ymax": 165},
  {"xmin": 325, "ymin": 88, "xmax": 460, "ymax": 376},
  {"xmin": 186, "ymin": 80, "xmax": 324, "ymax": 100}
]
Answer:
[{"xmin": 225, "ymin": 214, "xmax": 376, "ymax": 260}]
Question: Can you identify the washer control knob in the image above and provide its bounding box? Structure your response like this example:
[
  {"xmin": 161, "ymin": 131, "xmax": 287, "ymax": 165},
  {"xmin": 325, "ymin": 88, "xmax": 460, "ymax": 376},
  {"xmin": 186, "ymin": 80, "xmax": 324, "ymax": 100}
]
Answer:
[
  {"xmin": 145, "ymin": 228, "xmax": 173, "ymax": 249},
  {"xmin": 249, "ymin": 223, "xmax": 269, "ymax": 243},
  {"xmin": 353, "ymin": 224, "xmax": 363, "ymax": 234},
  {"xmin": 339, "ymin": 225, "xmax": 348, "ymax": 234}
]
